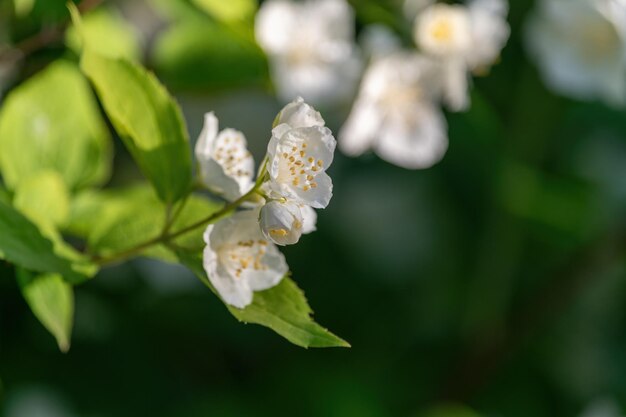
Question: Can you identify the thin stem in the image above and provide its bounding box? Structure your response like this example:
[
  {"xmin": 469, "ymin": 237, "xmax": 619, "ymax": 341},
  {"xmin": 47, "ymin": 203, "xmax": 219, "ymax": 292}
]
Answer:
[
  {"xmin": 162, "ymin": 194, "xmax": 190, "ymax": 235},
  {"xmin": 93, "ymin": 186, "xmax": 261, "ymax": 267}
]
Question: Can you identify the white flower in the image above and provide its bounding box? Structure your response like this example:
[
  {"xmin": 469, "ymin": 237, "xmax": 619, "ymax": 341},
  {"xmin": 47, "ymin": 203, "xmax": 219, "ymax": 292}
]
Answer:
[
  {"xmin": 265, "ymin": 122, "xmax": 336, "ymax": 209},
  {"xmin": 259, "ymin": 200, "xmax": 317, "ymax": 246},
  {"xmin": 274, "ymin": 96, "xmax": 325, "ymax": 129},
  {"xmin": 195, "ymin": 113, "xmax": 254, "ymax": 201},
  {"xmin": 255, "ymin": 0, "xmax": 361, "ymax": 106},
  {"xmin": 339, "ymin": 52, "xmax": 448, "ymax": 170},
  {"xmin": 414, "ymin": 0, "xmax": 510, "ymax": 110},
  {"xmin": 203, "ymin": 209, "xmax": 288, "ymax": 308},
  {"xmin": 525, "ymin": 0, "xmax": 626, "ymax": 106}
]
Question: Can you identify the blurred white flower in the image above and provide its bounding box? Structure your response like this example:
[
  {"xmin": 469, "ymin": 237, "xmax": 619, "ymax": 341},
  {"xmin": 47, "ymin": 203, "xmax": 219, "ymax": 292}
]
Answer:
[
  {"xmin": 525, "ymin": 0, "xmax": 626, "ymax": 106},
  {"xmin": 265, "ymin": 121, "xmax": 336, "ymax": 208},
  {"xmin": 203, "ymin": 209, "xmax": 288, "ymax": 308},
  {"xmin": 195, "ymin": 112, "xmax": 254, "ymax": 201},
  {"xmin": 259, "ymin": 200, "xmax": 316, "ymax": 246},
  {"xmin": 339, "ymin": 52, "xmax": 448, "ymax": 169},
  {"xmin": 255, "ymin": 0, "xmax": 361, "ymax": 106},
  {"xmin": 414, "ymin": 0, "xmax": 510, "ymax": 110}
]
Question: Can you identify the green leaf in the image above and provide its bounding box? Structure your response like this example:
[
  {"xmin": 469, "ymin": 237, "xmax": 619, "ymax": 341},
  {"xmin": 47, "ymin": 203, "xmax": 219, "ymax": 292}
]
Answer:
[
  {"xmin": 180, "ymin": 252, "xmax": 350, "ymax": 348},
  {"xmin": 17, "ymin": 270, "xmax": 74, "ymax": 352},
  {"xmin": 0, "ymin": 199, "xmax": 82, "ymax": 280},
  {"xmin": 0, "ymin": 60, "xmax": 112, "ymax": 191},
  {"xmin": 191, "ymin": 0, "xmax": 257, "ymax": 22},
  {"xmin": 67, "ymin": 185, "xmax": 221, "ymax": 262},
  {"xmin": 79, "ymin": 51, "xmax": 193, "ymax": 203},
  {"xmin": 0, "ymin": 186, "xmax": 10, "ymax": 203},
  {"xmin": 66, "ymin": 7, "xmax": 141, "ymax": 60},
  {"xmin": 152, "ymin": 21, "xmax": 268, "ymax": 91},
  {"xmin": 11, "ymin": 171, "xmax": 97, "ymax": 283},
  {"xmin": 13, "ymin": 171, "xmax": 70, "ymax": 230}
]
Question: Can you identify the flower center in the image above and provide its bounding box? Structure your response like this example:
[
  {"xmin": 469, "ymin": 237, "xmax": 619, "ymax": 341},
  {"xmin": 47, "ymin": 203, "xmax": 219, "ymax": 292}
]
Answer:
[
  {"xmin": 221, "ymin": 239, "xmax": 269, "ymax": 279},
  {"xmin": 279, "ymin": 143, "xmax": 324, "ymax": 192},
  {"xmin": 213, "ymin": 134, "xmax": 252, "ymax": 179},
  {"xmin": 430, "ymin": 19, "xmax": 454, "ymax": 43}
]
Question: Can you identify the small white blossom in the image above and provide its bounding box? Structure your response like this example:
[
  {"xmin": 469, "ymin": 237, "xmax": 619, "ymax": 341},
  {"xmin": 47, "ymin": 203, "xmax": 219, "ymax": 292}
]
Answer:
[
  {"xmin": 265, "ymin": 123, "xmax": 336, "ymax": 208},
  {"xmin": 255, "ymin": 0, "xmax": 361, "ymax": 106},
  {"xmin": 339, "ymin": 52, "xmax": 448, "ymax": 169},
  {"xmin": 274, "ymin": 96, "xmax": 325, "ymax": 129},
  {"xmin": 525, "ymin": 0, "xmax": 626, "ymax": 106},
  {"xmin": 195, "ymin": 113, "xmax": 254, "ymax": 201},
  {"xmin": 259, "ymin": 200, "xmax": 317, "ymax": 246},
  {"xmin": 203, "ymin": 209, "xmax": 288, "ymax": 308},
  {"xmin": 414, "ymin": 0, "xmax": 510, "ymax": 110}
]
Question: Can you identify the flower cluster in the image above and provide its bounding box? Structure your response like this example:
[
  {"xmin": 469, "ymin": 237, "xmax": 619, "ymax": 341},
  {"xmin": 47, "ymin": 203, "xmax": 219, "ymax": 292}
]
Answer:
[
  {"xmin": 255, "ymin": 0, "xmax": 361, "ymax": 107},
  {"xmin": 525, "ymin": 0, "xmax": 626, "ymax": 107},
  {"xmin": 340, "ymin": 0, "xmax": 510, "ymax": 169},
  {"xmin": 195, "ymin": 98, "xmax": 336, "ymax": 308}
]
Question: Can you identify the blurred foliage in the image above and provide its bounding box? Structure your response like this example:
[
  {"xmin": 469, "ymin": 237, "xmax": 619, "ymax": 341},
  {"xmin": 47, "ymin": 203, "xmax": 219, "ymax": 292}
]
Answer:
[{"xmin": 1, "ymin": 0, "xmax": 626, "ymax": 416}]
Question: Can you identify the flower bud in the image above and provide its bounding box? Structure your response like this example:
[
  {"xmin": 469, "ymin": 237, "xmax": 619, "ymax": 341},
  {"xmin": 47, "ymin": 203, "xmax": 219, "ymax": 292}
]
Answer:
[{"xmin": 259, "ymin": 201, "xmax": 304, "ymax": 246}]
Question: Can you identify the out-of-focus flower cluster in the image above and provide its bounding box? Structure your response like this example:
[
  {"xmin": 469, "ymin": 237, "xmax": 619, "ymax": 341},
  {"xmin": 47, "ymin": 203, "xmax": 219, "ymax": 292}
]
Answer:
[
  {"xmin": 525, "ymin": 0, "xmax": 626, "ymax": 107},
  {"xmin": 255, "ymin": 0, "xmax": 510, "ymax": 169}
]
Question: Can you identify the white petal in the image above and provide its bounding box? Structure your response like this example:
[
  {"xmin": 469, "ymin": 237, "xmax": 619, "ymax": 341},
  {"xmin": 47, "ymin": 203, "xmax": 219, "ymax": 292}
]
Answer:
[
  {"xmin": 195, "ymin": 112, "xmax": 219, "ymax": 160},
  {"xmin": 441, "ymin": 59, "xmax": 471, "ymax": 111},
  {"xmin": 524, "ymin": 0, "xmax": 626, "ymax": 106},
  {"xmin": 275, "ymin": 97, "xmax": 325, "ymax": 129},
  {"xmin": 300, "ymin": 205, "xmax": 318, "ymax": 234},
  {"xmin": 290, "ymin": 171, "xmax": 333, "ymax": 209},
  {"xmin": 268, "ymin": 126, "xmax": 336, "ymax": 208},
  {"xmin": 375, "ymin": 102, "xmax": 449, "ymax": 169},
  {"xmin": 339, "ymin": 97, "xmax": 381, "ymax": 156},
  {"xmin": 203, "ymin": 210, "xmax": 288, "ymax": 308},
  {"xmin": 203, "ymin": 243, "xmax": 253, "ymax": 309},
  {"xmin": 414, "ymin": 4, "xmax": 472, "ymax": 57},
  {"xmin": 466, "ymin": 0, "xmax": 510, "ymax": 70},
  {"xmin": 259, "ymin": 201, "xmax": 304, "ymax": 245},
  {"xmin": 255, "ymin": 0, "xmax": 297, "ymax": 55},
  {"xmin": 244, "ymin": 244, "xmax": 288, "ymax": 291},
  {"xmin": 195, "ymin": 113, "xmax": 255, "ymax": 201}
]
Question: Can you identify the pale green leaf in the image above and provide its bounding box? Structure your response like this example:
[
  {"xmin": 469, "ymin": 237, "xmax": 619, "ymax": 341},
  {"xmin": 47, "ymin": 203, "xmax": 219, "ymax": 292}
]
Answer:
[
  {"xmin": 192, "ymin": 0, "xmax": 257, "ymax": 22},
  {"xmin": 13, "ymin": 171, "xmax": 70, "ymax": 229},
  {"xmin": 17, "ymin": 270, "xmax": 74, "ymax": 352},
  {"xmin": 0, "ymin": 60, "xmax": 112, "ymax": 191},
  {"xmin": 180, "ymin": 252, "xmax": 350, "ymax": 348},
  {"xmin": 12, "ymin": 171, "xmax": 98, "ymax": 283},
  {"xmin": 0, "ymin": 200, "xmax": 81, "ymax": 280},
  {"xmin": 80, "ymin": 51, "xmax": 193, "ymax": 203},
  {"xmin": 0, "ymin": 186, "xmax": 9, "ymax": 203},
  {"xmin": 67, "ymin": 185, "xmax": 221, "ymax": 262},
  {"xmin": 66, "ymin": 7, "xmax": 141, "ymax": 60},
  {"xmin": 152, "ymin": 21, "xmax": 268, "ymax": 91}
]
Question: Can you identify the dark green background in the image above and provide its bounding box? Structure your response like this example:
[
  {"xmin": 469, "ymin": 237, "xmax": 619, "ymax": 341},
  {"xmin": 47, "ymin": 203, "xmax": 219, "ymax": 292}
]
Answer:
[{"xmin": 1, "ymin": 0, "xmax": 626, "ymax": 416}]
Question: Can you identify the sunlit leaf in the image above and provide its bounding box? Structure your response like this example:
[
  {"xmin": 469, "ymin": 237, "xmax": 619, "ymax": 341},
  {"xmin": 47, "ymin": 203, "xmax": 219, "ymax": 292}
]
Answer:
[
  {"xmin": 0, "ymin": 60, "xmax": 112, "ymax": 191},
  {"xmin": 17, "ymin": 270, "xmax": 74, "ymax": 352},
  {"xmin": 192, "ymin": 0, "xmax": 257, "ymax": 22},
  {"xmin": 13, "ymin": 171, "xmax": 70, "ymax": 230},
  {"xmin": 180, "ymin": 252, "xmax": 350, "ymax": 348},
  {"xmin": 80, "ymin": 51, "xmax": 193, "ymax": 203},
  {"xmin": 67, "ymin": 185, "xmax": 221, "ymax": 262},
  {"xmin": 0, "ymin": 200, "xmax": 81, "ymax": 280},
  {"xmin": 66, "ymin": 7, "xmax": 141, "ymax": 60}
]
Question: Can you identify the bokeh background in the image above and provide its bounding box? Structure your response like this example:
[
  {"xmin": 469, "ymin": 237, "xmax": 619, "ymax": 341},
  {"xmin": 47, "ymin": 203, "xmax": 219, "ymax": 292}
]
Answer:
[{"xmin": 1, "ymin": 0, "xmax": 626, "ymax": 416}]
